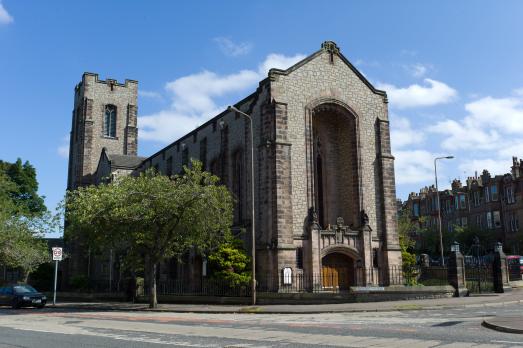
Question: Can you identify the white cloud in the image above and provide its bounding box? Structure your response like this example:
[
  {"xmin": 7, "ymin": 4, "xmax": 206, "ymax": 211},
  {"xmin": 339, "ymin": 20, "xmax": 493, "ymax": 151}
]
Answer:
[
  {"xmin": 138, "ymin": 53, "xmax": 305, "ymax": 143},
  {"xmin": 377, "ymin": 78, "xmax": 457, "ymax": 109},
  {"xmin": 259, "ymin": 53, "xmax": 306, "ymax": 75},
  {"xmin": 214, "ymin": 37, "xmax": 253, "ymax": 57},
  {"xmin": 429, "ymin": 94, "xmax": 523, "ymax": 151},
  {"xmin": 57, "ymin": 135, "xmax": 69, "ymax": 158},
  {"xmin": 404, "ymin": 63, "xmax": 432, "ymax": 78},
  {"xmin": 0, "ymin": 2, "xmax": 13, "ymax": 25},
  {"xmin": 428, "ymin": 119, "xmax": 500, "ymax": 151},
  {"xmin": 394, "ymin": 150, "xmax": 436, "ymax": 184},
  {"xmin": 138, "ymin": 90, "xmax": 163, "ymax": 100},
  {"xmin": 513, "ymin": 88, "xmax": 523, "ymax": 97},
  {"xmin": 390, "ymin": 115, "xmax": 424, "ymax": 150}
]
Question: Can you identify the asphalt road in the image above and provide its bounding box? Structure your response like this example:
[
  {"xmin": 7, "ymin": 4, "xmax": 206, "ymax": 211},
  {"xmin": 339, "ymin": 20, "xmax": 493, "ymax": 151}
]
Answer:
[{"xmin": 0, "ymin": 304, "xmax": 523, "ymax": 347}]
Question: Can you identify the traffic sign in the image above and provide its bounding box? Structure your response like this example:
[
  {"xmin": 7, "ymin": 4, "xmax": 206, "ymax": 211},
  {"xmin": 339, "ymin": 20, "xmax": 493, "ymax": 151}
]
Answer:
[{"xmin": 52, "ymin": 247, "xmax": 63, "ymax": 261}]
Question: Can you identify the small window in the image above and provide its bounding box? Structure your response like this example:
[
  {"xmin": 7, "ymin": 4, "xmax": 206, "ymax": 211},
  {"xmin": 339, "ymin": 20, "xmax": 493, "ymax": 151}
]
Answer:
[
  {"xmin": 493, "ymin": 211, "xmax": 501, "ymax": 228},
  {"xmin": 166, "ymin": 156, "xmax": 173, "ymax": 177},
  {"xmin": 182, "ymin": 148, "xmax": 189, "ymax": 167},
  {"xmin": 412, "ymin": 202, "xmax": 420, "ymax": 217},
  {"xmin": 104, "ymin": 104, "xmax": 117, "ymax": 138},
  {"xmin": 473, "ymin": 191, "xmax": 480, "ymax": 207},
  {"xmin": 200, "ymin": 137, "xmax": 207, "ymax": 171},
  {"xmin": 459, "ymin": 194, "xmax": 466, "ymax": 209},
  {"xmin": 296, "ymin": 247, "xmax": 303, "ymax": 269},
  {"xmin": 491, "ymin": 184, "xmax": 498, "ymax": 201},
  {"xmin": 461, "ymin": 217, "xmax": 467, "ymax": 227},
  {"xmin": 485, "ymin": 186, "xmax": 490, "ymax": 203},
  {"xmin": 487, "ymin": 212, "xmax": 493, "ymax": 229},
  {"xmin": 506, "ymin": 186, "xmax": 515, "ymax": 204}
]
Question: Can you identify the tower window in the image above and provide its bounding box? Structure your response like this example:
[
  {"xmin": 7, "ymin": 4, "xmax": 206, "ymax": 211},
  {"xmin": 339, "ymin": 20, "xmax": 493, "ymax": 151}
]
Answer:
[{"xmin": 104, "ymin": 105, "xmax": 117, "ymax": 138}]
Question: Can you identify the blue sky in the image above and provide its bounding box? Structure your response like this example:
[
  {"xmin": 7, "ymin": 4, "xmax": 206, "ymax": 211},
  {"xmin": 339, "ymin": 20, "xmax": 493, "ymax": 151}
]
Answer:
[{"xmin": 1, "ymin": 1, "xmax": 523, "ymax": 236}]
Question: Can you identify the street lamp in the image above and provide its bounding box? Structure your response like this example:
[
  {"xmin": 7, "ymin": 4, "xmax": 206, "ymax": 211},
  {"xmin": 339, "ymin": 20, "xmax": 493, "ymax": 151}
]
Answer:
[
  {"xmin": 227, "ymin": 105, "xmax": 256, "ymax": 305},
  {"xmin": 434, "ymin": 155, "xmax": 454, "ymax": 267}
]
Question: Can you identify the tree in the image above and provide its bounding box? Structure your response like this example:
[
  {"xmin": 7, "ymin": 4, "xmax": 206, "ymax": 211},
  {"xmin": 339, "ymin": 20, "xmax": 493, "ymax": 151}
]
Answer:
[
  {"xmin": 0, "ymin": 168, "xmax": 52, "ymax": 282},
  {"xmin": 0, "ymin": 218, "xmax": 50, "ymax": 282},
  {"xmin": 207, "ymin": 238, "xmax": 251, "ymax": 287},
  {"xmin": 66, "ymin": 160, "xmax": 234, "ymax": 308},
  {"xmin": 0, "ymin": 159, "xmax": 46, "ymax": 216},
  {"xmin": 397, "ymin": 207, "xmax": 419, "ymax": 283}
]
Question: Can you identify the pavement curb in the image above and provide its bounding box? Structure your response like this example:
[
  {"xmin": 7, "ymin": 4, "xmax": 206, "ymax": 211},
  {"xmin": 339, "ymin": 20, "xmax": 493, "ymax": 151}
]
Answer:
[
  {"xmin": 482, "ymin": 319, "xmax": 523, "ymax": 334},
  {"xmin": 50, "ymin": 298, "xmax": 523, "ymax": 314}
]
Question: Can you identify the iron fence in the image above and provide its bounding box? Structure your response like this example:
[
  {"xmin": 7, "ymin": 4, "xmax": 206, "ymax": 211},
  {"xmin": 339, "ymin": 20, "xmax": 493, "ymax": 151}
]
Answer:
[
  {"xmin": 141, "ymin": 278, "xmax": 250, "ymax": 297},
  {"xmin": 465, "ymin": 265, "xmax": 494, "ymax": 293},
  {"xmin": 417, "ymin": 266, "xmax": 449, "ymax": 286}
]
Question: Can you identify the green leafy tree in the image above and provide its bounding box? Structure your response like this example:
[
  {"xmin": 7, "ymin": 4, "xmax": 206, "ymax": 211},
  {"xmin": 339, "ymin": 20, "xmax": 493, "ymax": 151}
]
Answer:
[
  {"xmin": 66, "ymin": 160, "xmax": 233, "ymax": 308},
  {"xmin": 0, "ymin": 218, "xmax": 50, "ymax": 282},
  {"xmin": 0, "ymin": 159, "xmax": 46, "ymax": 215},
  {"xmin": 207, "ymin": 238, "xmax": 251, "ymax": 287},
  {"xmin": 397, "ymin": 207, "xmax": 424, "ymax": 284},
  {"xmin": 0, "ymin": 166, "xmax": 53, "ymax": 282}
]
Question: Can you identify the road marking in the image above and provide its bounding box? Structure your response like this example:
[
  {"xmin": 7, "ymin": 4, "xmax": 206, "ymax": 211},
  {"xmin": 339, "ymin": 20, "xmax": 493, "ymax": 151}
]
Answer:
[{"xmin": 491, "ymin": 340, "xmax": 523, "ymax": 344}]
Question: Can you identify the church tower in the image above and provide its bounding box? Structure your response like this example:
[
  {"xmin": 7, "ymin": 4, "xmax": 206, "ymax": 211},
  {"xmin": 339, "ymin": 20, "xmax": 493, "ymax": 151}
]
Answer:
[{"xmin": 67, "ymin": 73, "xmax": 138, "ymax": 190}]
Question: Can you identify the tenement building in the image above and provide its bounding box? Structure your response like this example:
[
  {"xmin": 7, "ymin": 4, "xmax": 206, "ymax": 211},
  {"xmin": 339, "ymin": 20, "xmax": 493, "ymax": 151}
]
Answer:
[
  {"xmin": 406, "ymin": 157, "xmax": 523, "ymax": 255},
  {"xmin": 67, "ymin": 41, "xmax": 402, "ymax": 290}
]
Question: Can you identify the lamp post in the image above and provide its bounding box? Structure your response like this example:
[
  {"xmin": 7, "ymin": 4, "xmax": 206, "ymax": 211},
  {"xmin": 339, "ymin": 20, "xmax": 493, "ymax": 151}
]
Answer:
[
  {"xmin": 228, "ymin": 105, "xmax": 256, "ymax": 305},
  {"xmin": 434, "ymin": 155, "xmax": 454, "ymax": 267}
]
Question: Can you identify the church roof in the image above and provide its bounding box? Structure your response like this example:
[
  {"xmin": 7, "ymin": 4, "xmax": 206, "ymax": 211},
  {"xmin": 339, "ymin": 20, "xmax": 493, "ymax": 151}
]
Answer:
[{"xmin": 106, "ymin": 153, "xmax": 146, "ymax": 169}]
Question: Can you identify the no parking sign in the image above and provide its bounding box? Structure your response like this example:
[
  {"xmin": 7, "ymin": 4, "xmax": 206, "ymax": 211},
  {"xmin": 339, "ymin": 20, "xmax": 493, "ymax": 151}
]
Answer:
[{"xmin": 52, "ymin": 247, "xmax": 63, "ymax": 261}]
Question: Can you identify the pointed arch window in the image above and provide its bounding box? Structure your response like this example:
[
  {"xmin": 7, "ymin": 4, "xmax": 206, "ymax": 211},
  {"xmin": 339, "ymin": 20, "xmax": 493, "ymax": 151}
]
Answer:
[{"xmin": 104, "ymin": 105, "xmax": 117, "ymax": 138}]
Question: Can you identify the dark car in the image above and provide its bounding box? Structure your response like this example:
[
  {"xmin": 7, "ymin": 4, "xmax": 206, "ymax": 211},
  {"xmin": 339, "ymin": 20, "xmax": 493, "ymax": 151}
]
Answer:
[{"xmin": 0, "ymin": 284, "xmax": 47, "ymax": 309}]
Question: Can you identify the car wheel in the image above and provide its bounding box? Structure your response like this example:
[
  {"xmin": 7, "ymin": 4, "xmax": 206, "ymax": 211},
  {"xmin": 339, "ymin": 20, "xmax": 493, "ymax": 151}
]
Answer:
[
  {"xmin": 11, "ymin": 300, "xmax": 20, "ymax": 309},
  {"xmin": 37, "ymin": 304, "xmax": 45, "ymax": 309}
]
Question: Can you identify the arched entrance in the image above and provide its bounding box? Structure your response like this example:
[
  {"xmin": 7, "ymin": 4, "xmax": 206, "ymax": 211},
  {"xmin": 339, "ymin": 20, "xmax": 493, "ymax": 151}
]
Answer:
[
  {"xmin": 311, "ymin": 102, "xmax": 359, "ymax": 229},
  {"xmin": 321, "ymin": 253, "xmax": 354, "ymax": 290}
]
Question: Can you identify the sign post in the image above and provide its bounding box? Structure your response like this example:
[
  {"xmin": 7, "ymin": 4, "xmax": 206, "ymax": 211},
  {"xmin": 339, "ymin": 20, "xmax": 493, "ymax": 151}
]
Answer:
[{"xmin": 52, "ymin": 247, "xmax": 63, "ymax": 306}]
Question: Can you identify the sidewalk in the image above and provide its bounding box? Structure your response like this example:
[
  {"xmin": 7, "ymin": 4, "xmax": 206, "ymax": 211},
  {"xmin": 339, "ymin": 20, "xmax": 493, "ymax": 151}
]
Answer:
[{"xmin": 51, "ymin": 288, "xmax": 523, "ymax": 314}]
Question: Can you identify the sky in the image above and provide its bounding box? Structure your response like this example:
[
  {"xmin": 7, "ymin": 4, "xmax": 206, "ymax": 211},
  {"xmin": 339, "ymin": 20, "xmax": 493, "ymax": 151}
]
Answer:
[{"xmin": 1, "ymin": 1, "xmax": 523, "ymax": 237}]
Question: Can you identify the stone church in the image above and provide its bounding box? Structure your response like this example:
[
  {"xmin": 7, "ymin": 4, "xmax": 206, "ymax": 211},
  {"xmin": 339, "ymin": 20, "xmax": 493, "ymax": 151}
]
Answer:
[{"xmin": 67, "ymin": 41, "xmax": 402, "ymax": 291}]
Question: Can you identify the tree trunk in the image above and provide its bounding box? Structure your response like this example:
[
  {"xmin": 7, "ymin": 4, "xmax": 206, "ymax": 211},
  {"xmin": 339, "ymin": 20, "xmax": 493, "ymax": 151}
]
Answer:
[
  {"xmin": 148, "ymin": 261, "xmax": 157, "ymax": 308},
  {"xmin": 23, "ymin": 270, "xmax": 29, "ymax": 283}
]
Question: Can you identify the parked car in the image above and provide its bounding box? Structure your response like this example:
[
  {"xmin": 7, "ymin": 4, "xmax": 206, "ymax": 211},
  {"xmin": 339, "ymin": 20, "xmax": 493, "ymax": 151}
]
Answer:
[
  {"xmin": 507, "ymin": 255, "xmax": 523, "ymax": 275},
  {"xmin": 0, "ymin": 284, "xmax": 47, "ymax": 309}
]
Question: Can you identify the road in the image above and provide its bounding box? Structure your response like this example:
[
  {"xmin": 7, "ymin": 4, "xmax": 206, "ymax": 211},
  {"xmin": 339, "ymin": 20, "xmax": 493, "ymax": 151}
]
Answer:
[{"xmin": 0, "ymin": 304, "xmax": 523, "ymax": 347}]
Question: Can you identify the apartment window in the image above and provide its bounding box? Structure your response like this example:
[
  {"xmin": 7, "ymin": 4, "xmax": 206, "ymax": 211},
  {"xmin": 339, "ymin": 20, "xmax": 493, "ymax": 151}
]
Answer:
[
  {"xmin": 493, "ymin": 211, "xmax": 501, "ymax": 228},
  {"xmin": 448, "ymin": 221, "xmax": 453, "ymax": 232},
  {"xmin": 459, "ymin": 194, "xmax": 466, "ymax": 209},
  {"xmin": 508, "ymin": 213, "xmax": 518, "ymax": 233},
  {"xmin": 476, "ymin": 215, "xmax": 481, "ymax": 228},
  {"xmin": 473, "ymin": 191, "xmax": 480, "ymax": 207},
  {"xmin": 461, "ymin": 217, "xmax": 468, "ymax": 227},
  {"xmin": 491, "ymin": 184, "xmax": 498, "ymax": 201},
  {"xmin": 506, "ymin": 186, "xmax": 515, "ymax": 204},
  {"xmin": 487, "ymin": 212, "xmax": 493, "ymax": 229},
  {"xmin": 455, "ymin": 195, "xmax": 459, "ymax": 210},
  {"xmin": 412, "ymin": 202, "xmax": 420, "ymax": 217},
  {"xmin": 104, "ymin": 104, "xmax": 117, "ymax": 138},
  {"xmin": 455, "ymin": 218, "xmax": 461, "ymax": 227},
  {"xmin": 485, "ymin": 186, "xmax": 490, "ymax": 203}
]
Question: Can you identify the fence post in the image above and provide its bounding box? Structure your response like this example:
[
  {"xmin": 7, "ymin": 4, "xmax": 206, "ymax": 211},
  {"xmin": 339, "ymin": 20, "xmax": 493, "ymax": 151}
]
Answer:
[
  {"xmin": 447, "ymin": 243, "xmax": 468, "ymax": 297},
  {"xmin": 493, "ymin": 242, "xmax": 511, "ymax": 293}
]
